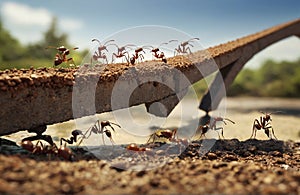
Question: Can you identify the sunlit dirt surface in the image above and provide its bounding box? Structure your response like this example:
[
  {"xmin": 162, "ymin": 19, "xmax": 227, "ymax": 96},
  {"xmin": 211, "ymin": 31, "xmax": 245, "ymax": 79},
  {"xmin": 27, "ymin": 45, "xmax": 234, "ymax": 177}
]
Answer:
[{"xmin": 1, "ymin": 97, "xmax": 300, "ymax": 194}]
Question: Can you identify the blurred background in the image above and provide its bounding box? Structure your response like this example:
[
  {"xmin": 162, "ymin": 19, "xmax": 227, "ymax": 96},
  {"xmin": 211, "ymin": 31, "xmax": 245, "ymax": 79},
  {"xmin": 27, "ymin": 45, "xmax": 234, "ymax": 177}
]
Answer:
[{"xmin": 1, "ymin": 0, "xmax": 300, "ymax": 142}]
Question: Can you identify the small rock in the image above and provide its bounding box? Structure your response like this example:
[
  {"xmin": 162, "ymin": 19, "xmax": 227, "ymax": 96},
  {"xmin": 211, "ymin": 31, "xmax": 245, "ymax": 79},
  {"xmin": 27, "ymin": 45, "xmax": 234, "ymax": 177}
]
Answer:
[
  {"xmin": 223, "ymin": 154, "xmax": 238, "ymax": 161},
  {"xmin": 212, "ymin": 162, "xmax": 228, "ymax": 169},
  {"xmin": 275, "ymin": 159, "xmax": 286, "ymax": 164},
  {"xmin": 248, "ymin": 146, "xmax": 257, "ymax": 153},
  {"xmin": 269, "ymin": 151, "xmax": 283, "ymax": 157},
  {"xmin": 207, "ymin": 152, "xmax": 218, "ymax": 160}
]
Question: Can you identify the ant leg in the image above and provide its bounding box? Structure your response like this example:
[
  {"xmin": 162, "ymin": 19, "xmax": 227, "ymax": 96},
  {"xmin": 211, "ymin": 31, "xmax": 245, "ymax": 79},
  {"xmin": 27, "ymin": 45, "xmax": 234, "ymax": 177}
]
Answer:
[
  {"xmin": 60, "ymin": 138, "xmax": 66, "ymax": 146},
  {"xmin": 221, "ymin": 128, "xmax": 225, "ymax": 139},
  {"xmin": 214, "ymin": 127, "xmax": 223, "ymax": 139},
  {"xmin": 102, "ymin": 133, "xmax": 106, "ymax": 145},
  {"xmin": 111, "ymin": 53, "xmax": 117, "ymax": 63},
  {"xmin": 147, "ymin": 134, "xmax": 155, "ymax": 144},
  {"xmin": 251, "ymin": 119, "xmax": 260, "ymax": 139},
  {"xmin": 186, "ymin": 47, "xmax": 192, "ymax": 54},
  {"xmin": 270, "ymin": 127, "xmax": 278, "ymax": 140}
]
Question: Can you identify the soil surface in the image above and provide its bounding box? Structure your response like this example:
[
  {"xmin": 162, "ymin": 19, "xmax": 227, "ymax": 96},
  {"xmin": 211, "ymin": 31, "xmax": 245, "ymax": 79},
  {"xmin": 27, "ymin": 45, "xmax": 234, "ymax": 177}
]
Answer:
[{"xmin": 0, "ymin": 138, "xmax": 299, "ymax": 195}]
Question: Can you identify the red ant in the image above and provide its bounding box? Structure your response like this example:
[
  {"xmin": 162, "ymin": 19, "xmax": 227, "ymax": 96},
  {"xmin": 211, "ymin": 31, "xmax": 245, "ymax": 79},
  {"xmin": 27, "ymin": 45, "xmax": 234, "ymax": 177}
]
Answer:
[
  {"xmin": 151, "ymin": 48, "xmax": 167, "ymax": 63},
  {"xmin": 21, "ymin": 140, "xmax": 74, "ymax": 161},
  {"xmin": 194, "ymin": 117, "xmax": 235, "ymax": 139},
  {"xmin": 169, "ymin": 38, "xmax": 199, "ymax": 56},
  {"xmin": 147, "ymin": 128, "xmax": 178, "ymax": 143},
  {"xmin": 144, "ymin": 43, "xmax": 168, "ymax": 63},
  {"xmin": 91, "ymin": 38, "xmax": 115, "ymax": 64},
  {"xmin": 81, "ymin": 120, "xmax": 121, "ymax": 145},
  {"xmin": 251, "ymin": 112, "xmax": 279, "ymax": 140},
  {"xmin": 22, "ymin": 125, "xmax": 55, "ymax": 147},
  {"xmin": 21, "ymin": 125, "xmax": 74, "ymax": 160},
  {"xmin": 130, "ymin": 47, "xmax": 147, "ymax": 65},
  {"xmin": 111, "ymin": 44, "xmax": 136, "ymax": 63},
  {"xmin": 126, "ymin": 143, "xmax": 151, "ymax": 152},
  {"xmin": 47, "ymin": 46, "xmax": 79, "ymax": 66}
]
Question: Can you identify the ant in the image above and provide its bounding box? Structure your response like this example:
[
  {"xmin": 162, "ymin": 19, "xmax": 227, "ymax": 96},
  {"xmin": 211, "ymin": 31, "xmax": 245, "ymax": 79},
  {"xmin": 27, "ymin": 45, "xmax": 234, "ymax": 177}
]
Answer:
[
  {"xmin": 21, "ymin": 125, "xmax": 74, "ymax": 160},
  {"xmin": 21, "ymin": 140, "xmax": 57, "ymax": 155},
  {"xmin": 144, "ymin": 43, "xmax": 168, "ymax": 63},
  {"xmin": 21, "ymin": 139, "xmax": 74, "ymax": 161},
  {"xmin": 151, "ymin": 48, "xmax": 167, "ymax": 63},
  {"xmin": 194, "ymin": 124, "xmax": 211, "ymax": 139},
  {"xmin": 82, "ymin": 120, "xmax": 121, "ymax": 145},
  {"xmin": 60, "ymin": 129, "xmax": 84, "ymax": 146},
  {"xmin": 194, "ymin": 117, "xmax": 235, "ymax": 139},
  {"xmin": 91, "ymin": 38, "xmax": 115, "ymax": 64},
  {"xmin": 22, "ymin": 125, "xmax": 55, "ymax": 147},
  {"xmin": 47, "ymin": 46, "xmax": 79, "ymax": 66},
  {"xmin": 147, "ymin": 128, "xmax": 178, "ymax": 143},
  {"xmin": 169, "ymin": 38, "xmax": 199, "ymax": 56},
  {"xmin": 111, "ymin": 44, "xmax": 136, "ymax": 64},
  {"xmin": 130, "ymin": 47, "xmax": 147, "ymax": 65},
  {"xmin": 251, "ymin": 112, "xmax": 278, "ymax": 140},
  {"xmin": 126, "ymin": 143, "xmax": 151, "ymax": 152}
]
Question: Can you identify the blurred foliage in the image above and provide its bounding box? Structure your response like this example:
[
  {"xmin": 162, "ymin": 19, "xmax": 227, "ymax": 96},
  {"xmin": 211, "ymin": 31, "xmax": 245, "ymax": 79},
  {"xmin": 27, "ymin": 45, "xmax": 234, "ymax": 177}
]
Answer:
[
  {"xmin": 189, "ymin": 58, "xmax": 300, "ymax": 98},
  {"xmin": 0, "ymin": 17, "xmax": 88, "ymax": 70},
  {"xmin": 228, "ymin": 59, "xmax": 300, "ymax": 97}
]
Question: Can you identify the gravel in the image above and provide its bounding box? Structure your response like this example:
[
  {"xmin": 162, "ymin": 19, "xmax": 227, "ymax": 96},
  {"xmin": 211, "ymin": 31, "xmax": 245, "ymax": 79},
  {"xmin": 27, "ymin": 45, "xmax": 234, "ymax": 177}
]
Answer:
[{"xmin": 0, "ymin": 138, "xmax": 299, "ymax": 194}]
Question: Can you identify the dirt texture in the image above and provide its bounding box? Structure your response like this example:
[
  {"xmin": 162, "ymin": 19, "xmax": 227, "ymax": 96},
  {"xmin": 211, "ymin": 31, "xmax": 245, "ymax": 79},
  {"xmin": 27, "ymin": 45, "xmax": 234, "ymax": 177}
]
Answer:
[{"xmin": 0, "ymin": 138, "xmax": 299, "ymax": 195}]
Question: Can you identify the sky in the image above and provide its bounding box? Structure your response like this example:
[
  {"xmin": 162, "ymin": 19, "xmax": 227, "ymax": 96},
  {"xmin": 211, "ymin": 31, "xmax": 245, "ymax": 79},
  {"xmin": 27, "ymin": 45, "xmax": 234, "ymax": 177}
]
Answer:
[{"xmin": 0, "ymin": 0, "xmax": 299, "ymax": 68}]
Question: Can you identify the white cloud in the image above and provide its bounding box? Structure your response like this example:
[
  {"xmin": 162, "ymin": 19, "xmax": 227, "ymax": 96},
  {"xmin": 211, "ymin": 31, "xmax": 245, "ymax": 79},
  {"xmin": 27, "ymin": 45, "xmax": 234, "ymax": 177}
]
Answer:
[
  {"xmin": 59, "ymin": 18, "xmax": 83, "ymax": 31},
  {"xmin": 0, "ymin": 2, "xmax": 84, "ymax": 44},
  {"xmin": 1, "ymin": 2, "xmax": 52, "ymax": 27}
]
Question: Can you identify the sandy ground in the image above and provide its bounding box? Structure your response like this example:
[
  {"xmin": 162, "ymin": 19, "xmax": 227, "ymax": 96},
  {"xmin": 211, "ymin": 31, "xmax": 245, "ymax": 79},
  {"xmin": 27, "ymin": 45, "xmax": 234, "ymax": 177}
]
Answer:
[
  {"xmin": 1, "ymin": 97, "xmax": 300, "ymax": 194},
  {"xmin": 0, "ymin": 138, "xmax": 299, "ymax": 195}
]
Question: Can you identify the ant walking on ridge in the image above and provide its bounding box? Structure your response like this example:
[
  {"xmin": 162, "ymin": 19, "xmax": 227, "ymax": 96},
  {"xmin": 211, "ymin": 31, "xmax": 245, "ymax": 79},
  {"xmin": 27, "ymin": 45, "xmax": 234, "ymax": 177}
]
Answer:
[
  {"xmin": 130, "ymin": 47, "xmax": 148, "ymax": 65},
  {"xmin": 251, "ymin": 111, "xmax": 280, "ymax": 140},
  {"xmin": 111, "ymin": 44, "xmax": 136, "ymax": 64},
  {"xmin": 169, "ymin": 38, "xmax": 199, "ymax": 56},
  {"xmin": 144, "ymin": 42, "xmax": 168, "ymax": 63},
  {"xmin": 46, "ymin": 46, "xmax": 79, "ymax": 67},
  {"xmin": 91, "ymin": 39, "xmax": 115, "ymax": 64},
  {"xmin": 81, "ymin": 120, "xmax": 121, "ymax": 145}
]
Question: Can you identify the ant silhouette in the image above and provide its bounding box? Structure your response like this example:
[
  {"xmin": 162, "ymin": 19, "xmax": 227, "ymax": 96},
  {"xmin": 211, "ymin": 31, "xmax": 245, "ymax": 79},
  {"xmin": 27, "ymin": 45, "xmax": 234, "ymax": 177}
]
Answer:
[
  {"xmin": 46, "ymin": 46, "xmax": 79, "ymax": 67},
  {"xmin": 60, "ymin": 129, "xmax": 84, "ymax": 146},
  {"xmin": 80, "ymin": 120, "xmax": 121, "ymax": 145},
  {"xmin": 194, "ymin": 116, "xmax": 235, "ymax": 139},
  {"xmin": 251, "ymin": 111, "xmax": 280, "ymax": 140},
  {"xmin": 111, "ymin": 44, "xmax": 136, "ymax": 64},
  {"xmin": 144, "ymin": 42, "xmax": 168, "ymax": 63},
  {"xmin": 169, "ymin": 38, "xmax": 199, "ymax": 56},
  {"xmin": 91, "ymin": 39, "xmax": 115, "ymax": 64},
  {"xmin": 130, "ymin": 47, "xmax": 148, "ymax": 65}
]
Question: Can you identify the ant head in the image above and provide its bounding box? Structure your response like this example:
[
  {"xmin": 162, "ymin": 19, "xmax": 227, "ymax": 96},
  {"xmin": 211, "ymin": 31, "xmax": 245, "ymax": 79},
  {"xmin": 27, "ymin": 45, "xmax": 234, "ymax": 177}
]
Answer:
[
  {"xmin": 57, "ymin": 46, "xmax": 67, "ymax": 52},
  {"xmin": 152, "ymin": 48, "xmax": 159, "ymax": 52},
  {"xmin": 135, "ymin": 47, "xmax": 143, "ymax": 52},
  {"xmin": 21, "ymin": 140, "xmax": 34, "ymax": 152},
  {"xmin": 72, "ymin": 129, "xmax": 83, "ymax": 136}
]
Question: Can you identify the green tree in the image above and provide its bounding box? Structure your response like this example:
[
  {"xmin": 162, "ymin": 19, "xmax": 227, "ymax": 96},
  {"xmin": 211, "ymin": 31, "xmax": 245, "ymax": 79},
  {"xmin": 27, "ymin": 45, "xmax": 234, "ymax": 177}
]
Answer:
[
  {"xmin": 228, "ymin": 58, "xmax": 300, "ymax": 97},
  {"xmin": 26, "ymin": 17, "xmax": 69, "ymax": 59},
  {"xmin": 0, "ymin": 18, "xmax": 25, "ymax": 65}
]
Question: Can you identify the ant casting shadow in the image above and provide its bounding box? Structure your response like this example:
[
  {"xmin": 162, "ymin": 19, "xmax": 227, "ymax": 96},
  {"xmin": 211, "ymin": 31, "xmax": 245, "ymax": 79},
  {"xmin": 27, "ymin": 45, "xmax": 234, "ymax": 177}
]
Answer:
[{"xmin": 251, "ymin": 112, "xmax": 278, "ymax": 140}]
